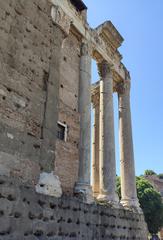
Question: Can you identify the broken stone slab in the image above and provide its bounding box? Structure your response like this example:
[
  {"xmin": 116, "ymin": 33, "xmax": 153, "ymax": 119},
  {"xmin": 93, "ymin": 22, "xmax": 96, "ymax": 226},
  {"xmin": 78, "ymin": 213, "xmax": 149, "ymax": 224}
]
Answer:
[{"xmin": 35, "ymin": 172, "xmax": 62, "ymax": 198}]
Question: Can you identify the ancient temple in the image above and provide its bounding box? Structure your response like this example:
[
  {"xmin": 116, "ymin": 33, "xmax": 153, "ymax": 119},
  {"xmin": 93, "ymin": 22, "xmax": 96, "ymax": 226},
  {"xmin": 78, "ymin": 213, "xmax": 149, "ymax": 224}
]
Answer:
[{"xmin": 0, "ymin": 0, "xmax": 148, "ymax": 239}]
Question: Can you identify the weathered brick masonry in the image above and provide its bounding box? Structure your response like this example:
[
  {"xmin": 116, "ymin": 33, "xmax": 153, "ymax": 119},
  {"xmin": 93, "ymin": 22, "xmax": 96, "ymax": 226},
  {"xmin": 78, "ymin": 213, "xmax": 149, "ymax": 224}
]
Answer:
[
  {"xmin": 0, "ymin": 0, "xmax": 55, "ymax": 182},
  {"xmin": 56, "ymin": 31, "xmax": 80, "ymax": 194},
  {"xmin": 0, "ymin": 0, "xmax": 79, "ymax": 192}
]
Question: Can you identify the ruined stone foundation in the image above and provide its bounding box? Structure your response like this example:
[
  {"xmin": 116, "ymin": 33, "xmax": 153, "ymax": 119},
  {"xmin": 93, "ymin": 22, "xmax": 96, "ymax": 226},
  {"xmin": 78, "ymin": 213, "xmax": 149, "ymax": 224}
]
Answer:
[{"xmin": 0, "ymin": 176, "xmax": 147, "ymax": 240}]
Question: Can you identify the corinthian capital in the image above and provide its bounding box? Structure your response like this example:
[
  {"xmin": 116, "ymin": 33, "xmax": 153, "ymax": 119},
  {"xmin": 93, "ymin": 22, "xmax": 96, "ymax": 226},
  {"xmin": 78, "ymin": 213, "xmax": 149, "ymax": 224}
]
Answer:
[
  {"xmin": 97, "ymin": 60, "xmax": 113, "ymax": 79},
  {"xmin": 80, "ymin": 42, "xmax": 92, "ymax": 56},
  {"xmin": 51, "ymin": 5, "xmax": 71, "ymax": 36},
  {"xmin": 116, "ymin": 80, "xmax": 131, "ymax": 95},
  {"xmin": 92, "ymin": 93, "xmax": 100, "ymax": 108}
]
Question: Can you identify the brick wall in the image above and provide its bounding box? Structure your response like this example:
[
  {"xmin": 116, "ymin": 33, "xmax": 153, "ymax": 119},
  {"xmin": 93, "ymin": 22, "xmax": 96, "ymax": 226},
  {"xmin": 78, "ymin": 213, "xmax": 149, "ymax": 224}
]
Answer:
[
  {"xmin": 0, "ymin": 0, "xmax": 56, "ymax": 183},
  {"xmin": 55, "ymin": 31, "xmax": 81, "ymax": 194},
  {"xmin": 0, "ymin": 0, "xmax": 80, "ymax": 193}
]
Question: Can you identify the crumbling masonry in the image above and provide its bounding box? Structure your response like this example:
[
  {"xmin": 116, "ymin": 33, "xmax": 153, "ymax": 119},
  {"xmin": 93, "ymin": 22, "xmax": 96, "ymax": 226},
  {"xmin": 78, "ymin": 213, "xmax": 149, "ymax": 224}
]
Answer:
[{"xmin": 0, "ymin": 0, "xmax": 148, "ymax": 239}]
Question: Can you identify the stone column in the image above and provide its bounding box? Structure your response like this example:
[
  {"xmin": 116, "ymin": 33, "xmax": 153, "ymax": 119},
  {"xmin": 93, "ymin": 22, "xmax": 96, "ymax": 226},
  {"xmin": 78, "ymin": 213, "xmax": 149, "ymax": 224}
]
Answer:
[
  {"xmin": 97, "ymin": 61, "xmax": 119, "ymax": 205},
  {"xmin": 117, "ymin": 78, "xmax": 140, "ymax": 209},
  {"xmin": 74, "ymin": 42, "xmax": 93, "ymax": 203},
  {"xmin": 36, "ymin": 4, "xmax": 71, "ymax": 198},
  {"xmin": 92, "ymin": 90, "xmax": 100, "ymax": 197}
]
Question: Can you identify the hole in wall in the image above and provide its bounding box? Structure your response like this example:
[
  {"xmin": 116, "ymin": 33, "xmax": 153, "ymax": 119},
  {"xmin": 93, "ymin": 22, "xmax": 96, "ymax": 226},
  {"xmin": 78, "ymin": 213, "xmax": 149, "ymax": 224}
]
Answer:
[
  {"xmin": 0, "ymin": 211, "xmax": 4, "ymax": 217},
  {"xmin": 7, "ymin": 87, "xmax": 12, "ymax": 92},
  {"xmin": 63, "ymin": 56, "xmax": 67, "ymax": 62},
  {"xmin": 34, "ymin": 230, "xmax": 44, "ymax": 237},
  {"xmin": 38, "ymin": 199, "xmax": 46, "ymax": 207},
  {"xmin": 7, "ymin": 194, "xmax": 15, "ymax": 201},
  {"xmin": 49, "ymin": 203, "xmax": 56, "ymax": 209},
  {"xmin": 33, "ymin": 143, "xmax": 40, "ymax": 149},
  {"xmin": 67, "ymin": 218, "xmax": 72, "ymax": 223},
  {"xmin": 14, "ymin": 212, "xmax": 21, "ymax": 218}
]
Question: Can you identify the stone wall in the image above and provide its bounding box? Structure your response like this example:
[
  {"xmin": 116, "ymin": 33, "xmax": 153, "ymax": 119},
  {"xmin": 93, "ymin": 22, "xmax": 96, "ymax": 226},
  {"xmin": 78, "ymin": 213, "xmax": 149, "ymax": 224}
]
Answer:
[
  {"xmin": 0, "ymin": 176, "xmax": 147, "ymax": 240},
  {"xmin": 0, "ymin": 0, "xmax": 80, "ymax": 193}
]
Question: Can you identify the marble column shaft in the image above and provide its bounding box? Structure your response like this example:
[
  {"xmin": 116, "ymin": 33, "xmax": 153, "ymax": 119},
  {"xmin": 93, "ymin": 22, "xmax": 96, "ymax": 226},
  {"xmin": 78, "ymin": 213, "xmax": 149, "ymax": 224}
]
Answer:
[
  {"xmin": 98, "ymin": 61, "xmax": 118, "ymax": 203},
  {"xmin": 118, "ymin": 80, "xmax": 139, "ymax": 208},
  {"xmin": 75, "ymin": 43, "xmax": 93, "ymax": 202},
  {"xmin": 92, "ymin": 95, "xmax": 100, "ymax": 196}
]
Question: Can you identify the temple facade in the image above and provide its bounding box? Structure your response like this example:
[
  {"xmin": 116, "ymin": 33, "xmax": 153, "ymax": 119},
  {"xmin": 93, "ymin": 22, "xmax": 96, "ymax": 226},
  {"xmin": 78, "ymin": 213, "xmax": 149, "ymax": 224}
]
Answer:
[
  {"xmin": 51, "ymin": 0, "xmax": 139, "ymax": 209},
  {"xmin": 0, "ymin": 0, "xmax": 148, "ymax": 238}
]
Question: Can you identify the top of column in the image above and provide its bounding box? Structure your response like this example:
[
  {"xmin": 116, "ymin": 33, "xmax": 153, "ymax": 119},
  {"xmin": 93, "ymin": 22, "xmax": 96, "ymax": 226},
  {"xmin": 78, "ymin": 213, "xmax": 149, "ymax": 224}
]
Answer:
[
  {"xmin": 91, "ymin": 81, "xmax": 100, "ymax": 108},
  {"xmin": 50, "ymin": 0, "xmax": 131, "ymax": 82},
  {"xmin": 116, "ymin": 71, "xmax": 131, "ymax": 95},
  {"xmin": 98, "ymin": 60, "xmax": 113, "ymax": 80},
  {"xmin": 80, "ymin": 42, "xmax": 92, "ymax": 56}
]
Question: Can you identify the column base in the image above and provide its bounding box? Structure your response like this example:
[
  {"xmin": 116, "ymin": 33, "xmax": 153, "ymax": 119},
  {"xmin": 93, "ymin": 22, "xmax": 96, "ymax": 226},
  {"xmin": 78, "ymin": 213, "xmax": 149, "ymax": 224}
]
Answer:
[
  {"xmin": 74, "ymin": 182, "xmax": 94, "ymax": 204},
  {"xmin": 120, "ymin": 198, "xmax": 142, "ymax": 212},
  {"xmin": 97, "ymin": 192, "xmax": 119, "ymax": 208},
  {"xmin": 93, "ymin": 191, "xmax": 99, "ymax": 198}
]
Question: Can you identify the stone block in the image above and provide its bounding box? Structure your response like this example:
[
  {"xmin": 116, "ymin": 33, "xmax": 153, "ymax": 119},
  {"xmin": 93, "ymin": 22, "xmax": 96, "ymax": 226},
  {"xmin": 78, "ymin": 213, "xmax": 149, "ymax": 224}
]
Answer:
[{"xmin": 36, "ymin": 172, "xmax": 62, "ymax": 198}]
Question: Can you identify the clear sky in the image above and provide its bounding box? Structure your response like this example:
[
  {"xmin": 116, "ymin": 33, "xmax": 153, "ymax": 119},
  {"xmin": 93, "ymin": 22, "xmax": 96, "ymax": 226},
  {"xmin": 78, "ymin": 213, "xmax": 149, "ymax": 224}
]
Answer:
[{"xmin": 84, "ymin": 0, "xmax": 163, "ymax": 176}]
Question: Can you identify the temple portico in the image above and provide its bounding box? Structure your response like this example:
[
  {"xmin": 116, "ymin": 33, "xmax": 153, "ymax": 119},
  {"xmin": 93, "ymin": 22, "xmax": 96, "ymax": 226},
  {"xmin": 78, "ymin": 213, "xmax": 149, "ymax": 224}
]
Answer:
[
  {"xmin": 91, "ymin": 72, "xmax": 140, "ymax": 209},
  {"xmin": 44, "ymin": 0, "xmax": 140, "ymax": 209},
  {"xmin": 0, "ymin": 0, "xmax": 148, "ymax": 238}
]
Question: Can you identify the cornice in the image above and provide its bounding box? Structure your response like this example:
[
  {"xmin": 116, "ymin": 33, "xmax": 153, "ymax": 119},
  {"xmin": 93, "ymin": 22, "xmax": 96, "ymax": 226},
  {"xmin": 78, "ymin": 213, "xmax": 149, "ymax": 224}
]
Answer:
[
  {"xmin": 50, "ymin": 0, "xmax": 129, "ymax": 83},
  {"xmin": 51, "ymin": 5, "xmax": 72, "ymax": 36},
  {"xmin": 95, "ymin": 21, "xmax": 124, "ymax": 58}
]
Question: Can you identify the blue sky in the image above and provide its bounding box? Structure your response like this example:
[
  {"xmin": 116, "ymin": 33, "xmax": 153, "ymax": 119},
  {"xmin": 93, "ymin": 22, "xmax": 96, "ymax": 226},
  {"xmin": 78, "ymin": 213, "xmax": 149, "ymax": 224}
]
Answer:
[{"xmin": 84, "ymin": 0, "xmax": 163, "ymax": 176}]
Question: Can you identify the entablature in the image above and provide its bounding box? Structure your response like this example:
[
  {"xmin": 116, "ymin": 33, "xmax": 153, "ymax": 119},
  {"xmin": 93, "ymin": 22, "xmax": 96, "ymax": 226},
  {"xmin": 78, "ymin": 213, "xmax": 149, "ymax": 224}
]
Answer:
[
  {"xmin": 50, "ymin": 0, "xmax": 130, "ymax": 83},
  {"xmin": 96, "ymin": 21, "xmax": 124, "ymax": 55}
]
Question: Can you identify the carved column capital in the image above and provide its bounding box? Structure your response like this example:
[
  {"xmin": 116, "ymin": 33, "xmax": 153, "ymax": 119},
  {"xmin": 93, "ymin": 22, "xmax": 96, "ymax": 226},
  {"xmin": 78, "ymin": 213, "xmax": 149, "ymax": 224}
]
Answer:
[
  {"xmin": 92, "ymin": 93, "xmax": 100, "ymax": 108},
  {"xmin": 80, "ymin": 42, "xmax": 92, "ymax": 56},
  {"xmin": 91, "ymin": 82, "xmax": 100, "ymax": 108},
  {"xmin": 116, "ymin": 80, "xmax": 131, "ymax": 95},
  {"xmin": 51, "ymin": 5, "xmax": 71, "ymax": 36},
  {"xmin": 97, "ymin": 60, "xmax": 113, "ymax": 79}
]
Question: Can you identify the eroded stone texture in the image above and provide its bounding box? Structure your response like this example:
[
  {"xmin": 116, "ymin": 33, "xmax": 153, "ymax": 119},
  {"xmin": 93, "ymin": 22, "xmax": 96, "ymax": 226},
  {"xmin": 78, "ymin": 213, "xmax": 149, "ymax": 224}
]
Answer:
[
  {"xmin": 36, "ymin": 172, "xmax": 62, "ymax": 197},
  {"xmin": 0, "ymin": 176, "xmax": 148, "ymax": 240},
  {"xmin": 0, "ymin": 0, "xmax": 77, "ymax": 191},
  {"xmin": 0, "ymin": 0, "xmax": 59, "ymax": 183}
]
